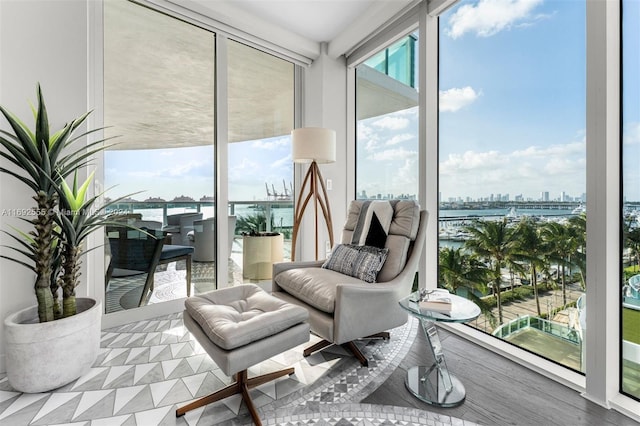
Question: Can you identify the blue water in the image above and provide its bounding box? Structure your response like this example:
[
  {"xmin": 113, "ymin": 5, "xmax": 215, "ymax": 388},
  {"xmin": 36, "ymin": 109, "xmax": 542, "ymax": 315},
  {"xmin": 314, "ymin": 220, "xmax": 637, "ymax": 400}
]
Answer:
[
  {"xmin": 129, "ymin": 205, "xmax": 571, "ymax": 234},
  {"xmin": 130, "ymin": 204, "xmax": 294, "ymax": 227},
  {"xmin": 440, "ymin": 208, "xmax": 573, "ymax": 218},
  {"xmin": 439, "ymin": 207, "xmax": 573, "ymax": 250}
]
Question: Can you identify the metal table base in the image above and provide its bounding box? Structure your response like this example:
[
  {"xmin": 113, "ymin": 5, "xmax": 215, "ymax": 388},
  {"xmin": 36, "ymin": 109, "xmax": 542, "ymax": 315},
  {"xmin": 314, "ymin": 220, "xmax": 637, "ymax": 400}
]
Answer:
[{"xmin": 405, "ymin": 319, "xmax": 466, "ymax": 407}]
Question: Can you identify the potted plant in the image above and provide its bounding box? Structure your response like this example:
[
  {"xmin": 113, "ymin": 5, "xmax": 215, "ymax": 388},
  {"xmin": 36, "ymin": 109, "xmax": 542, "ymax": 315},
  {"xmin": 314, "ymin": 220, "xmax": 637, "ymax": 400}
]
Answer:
[
  {"xmin": 237, "ymin": 214, "xmax": 283, "ymax": 280},
  {"xmin": 0, "ymin": 84, "xmax": 124, "ymax": 392}
]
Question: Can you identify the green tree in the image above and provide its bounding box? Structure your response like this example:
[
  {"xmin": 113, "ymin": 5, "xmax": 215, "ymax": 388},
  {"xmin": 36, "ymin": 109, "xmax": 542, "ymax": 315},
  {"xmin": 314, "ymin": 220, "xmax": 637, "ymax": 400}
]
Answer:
[
  {"xmin": 513, "ymin": 218, "xmax": 547, "ymax": 316},
  {"xmin": 463, "ymin": 218, "xmax": 517, "ymax": 325},
  {"xmin": 542, "ymin": 220, "xmax": 576, "ymax": 306},
  {"xmin": 568, "ymin": 213, "xmax": 587, "ymax": 290},
  {"xmin": 439, "ymin": 246, "xmax": 495, "ymax": 325},
  {"xmin": 625, "ymin": 226, "xmax": 640, "ymax": 271}
]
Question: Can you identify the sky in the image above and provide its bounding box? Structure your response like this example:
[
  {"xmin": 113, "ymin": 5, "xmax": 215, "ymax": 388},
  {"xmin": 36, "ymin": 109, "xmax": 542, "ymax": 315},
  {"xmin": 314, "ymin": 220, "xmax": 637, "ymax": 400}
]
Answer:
[
  {"xmin": 622, "ymin": 0, "xmax": 640, "ymax": 202},
  {"xmin": 439, "ymin": 0, "xmax": 588, "ymax": 202},
  {"xmin": 105, "ymin": 0, "xmax": 639, "ymax": 203},
  {"xmin": 358, "ymin": 0, "xmax": 589, "ymax": 202},
  {"xmin": 105, "ymin": 138, "xmax": 293, "ymax": 202}
]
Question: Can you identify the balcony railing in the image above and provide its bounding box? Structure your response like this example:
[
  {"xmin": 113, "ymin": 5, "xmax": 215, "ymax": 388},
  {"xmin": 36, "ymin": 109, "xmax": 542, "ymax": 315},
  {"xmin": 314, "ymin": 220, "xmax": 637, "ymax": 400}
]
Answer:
[
  {"xmin": 105, "ymin": 199, "xmax": 294, "ymax": 235},
  {"xmin": 493, "ymin": 314, "xmax": 582, "ymax": 345}
]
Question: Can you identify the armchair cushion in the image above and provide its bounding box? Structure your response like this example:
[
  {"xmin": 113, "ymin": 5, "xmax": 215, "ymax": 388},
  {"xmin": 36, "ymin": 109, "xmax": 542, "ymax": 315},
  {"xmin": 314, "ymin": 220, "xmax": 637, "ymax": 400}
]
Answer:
[
  {"xmin": 276, "ymin": 267, "xmax": 365, "ymax": 314},
  {"xmin": 343, "ymin": 200, "xmax": 420, "ymax": 281},
  {"xmin": 322, "ymin": 244, "xmax": 389, "ymax": 283},
  {"xmin": 350, "ymin": 200, "xmax": 394, "ymax": 248}
]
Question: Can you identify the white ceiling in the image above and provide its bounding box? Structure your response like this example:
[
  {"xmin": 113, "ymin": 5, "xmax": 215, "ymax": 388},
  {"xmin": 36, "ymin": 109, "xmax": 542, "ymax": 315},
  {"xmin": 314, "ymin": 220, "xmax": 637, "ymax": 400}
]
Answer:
[
  {"xmin": 227, "ymin": 0, "xmax": 382, "ymax": 43},
  {"xmin": 181, "ymin": 0, "xmax": 417, "ymax": 60}
]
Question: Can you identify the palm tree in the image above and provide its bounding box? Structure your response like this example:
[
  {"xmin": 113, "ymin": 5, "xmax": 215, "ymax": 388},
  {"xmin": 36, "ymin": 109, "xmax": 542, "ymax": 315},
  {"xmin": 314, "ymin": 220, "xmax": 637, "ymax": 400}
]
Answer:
[
  {"xmin": 625, "ymin": 226, "xmax": 640, "ymax": 271},
  {"xmin": 463, "ymin": 218, "xmax": 517, "ymax": 325},
  {"xmin": 568, "ymin": 213, "xmax": 587, "ymax": 290},
  {"xmin": 542, "ymin": 220, "xmax": 575, "ymax": 306},
  {"xmin": 513, "ymin": 218, "xmax": 548, "ymax": 316},
  {"xmin": 439, "ymin": 246, "xmax": 495, "ymax": 326}
]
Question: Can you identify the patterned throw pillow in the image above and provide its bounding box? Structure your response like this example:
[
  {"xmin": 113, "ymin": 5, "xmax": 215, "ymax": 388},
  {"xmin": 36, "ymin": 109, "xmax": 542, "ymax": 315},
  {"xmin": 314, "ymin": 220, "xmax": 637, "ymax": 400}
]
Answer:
[{"xmin": 321, "ymin": 244, "xmax": 389, "ymax": 283}]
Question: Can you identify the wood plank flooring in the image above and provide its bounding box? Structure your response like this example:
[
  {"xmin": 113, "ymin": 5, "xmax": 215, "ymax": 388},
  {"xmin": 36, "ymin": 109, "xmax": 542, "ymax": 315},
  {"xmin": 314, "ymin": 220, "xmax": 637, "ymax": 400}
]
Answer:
[{"xmin": 363, "ymin": 326, "xmax": 640, "ymax": 426}]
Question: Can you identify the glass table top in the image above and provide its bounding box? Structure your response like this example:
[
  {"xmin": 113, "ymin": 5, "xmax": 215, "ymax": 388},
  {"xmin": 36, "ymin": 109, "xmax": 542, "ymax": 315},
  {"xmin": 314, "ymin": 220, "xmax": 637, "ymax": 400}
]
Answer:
[{"xmin": 399, "ymin": 290, "xmax": 481, "ymax": 323}]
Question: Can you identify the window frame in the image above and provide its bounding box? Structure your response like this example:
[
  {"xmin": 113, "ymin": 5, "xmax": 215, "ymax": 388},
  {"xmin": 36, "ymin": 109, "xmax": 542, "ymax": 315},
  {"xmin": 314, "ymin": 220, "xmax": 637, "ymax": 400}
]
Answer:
[
  {"xmin": 346, "ymin": 0, "xmax": 638, "ymax": 418},
  {"xmin": 92, "ymin": 0, "xmax": 301, "ymax": 325}
]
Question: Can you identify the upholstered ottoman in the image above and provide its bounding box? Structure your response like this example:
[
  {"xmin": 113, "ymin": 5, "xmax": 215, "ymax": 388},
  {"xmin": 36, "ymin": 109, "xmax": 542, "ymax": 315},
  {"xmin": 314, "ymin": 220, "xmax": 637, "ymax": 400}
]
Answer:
[{"xmin": 176, "ymin": 284, "xmax": 309, "ymax": 425}]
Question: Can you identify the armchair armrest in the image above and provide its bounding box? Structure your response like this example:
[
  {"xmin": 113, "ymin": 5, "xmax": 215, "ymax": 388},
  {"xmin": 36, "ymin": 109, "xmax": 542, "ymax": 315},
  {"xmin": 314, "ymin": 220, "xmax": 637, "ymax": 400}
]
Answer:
[
  {"xmin": 272, "ymin": 260, "xmax": 325, "ymax": 292},
  {"xmin": 332, "ymin": 232, "xmax": 423, "ymax": 343},
  {"xmin": 333, "ymin": 280, "xmax": 409, "ymax": 344},
  {"xmin": 273, "ymin": 260, "xmax": 324, "ymax": 276}
]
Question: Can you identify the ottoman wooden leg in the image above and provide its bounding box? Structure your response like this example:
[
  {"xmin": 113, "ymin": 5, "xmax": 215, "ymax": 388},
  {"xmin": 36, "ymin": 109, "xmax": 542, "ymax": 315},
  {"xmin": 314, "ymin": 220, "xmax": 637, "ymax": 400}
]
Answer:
[
  {"xmin": 176, "ymin": 367, "xmax": 296, "ymax": 425},
  {"xmin": 175, "ymin": 380, "xmax": 239, "ymax": 417},
  {"xmin": 303, "ymin": 339, "xmax": 333, "ymax": 357}
]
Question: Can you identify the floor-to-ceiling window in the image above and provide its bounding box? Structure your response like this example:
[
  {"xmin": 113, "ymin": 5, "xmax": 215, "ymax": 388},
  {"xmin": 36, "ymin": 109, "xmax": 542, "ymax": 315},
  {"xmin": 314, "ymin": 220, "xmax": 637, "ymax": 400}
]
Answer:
[
  {"xmin": 103, "ymin": 0, "xmax": 216, "ymax": 313},
  {"xmin": 227, "ymin": 40, "xmax": 295, "ymax": 282},
  {"xmin": 438, "ymin": 0, "xmax": 587, "ymax": 372},
  {"xmin": 355, "ymin": 34, "xmax": 419, "ymax": 200},
  {"xmin": 349, "ymin": 0, "xmax": 638, "ymax": 417},
  {"xmin": 621, "ymin": 0, "xmax": 640, "ymax": 402}
]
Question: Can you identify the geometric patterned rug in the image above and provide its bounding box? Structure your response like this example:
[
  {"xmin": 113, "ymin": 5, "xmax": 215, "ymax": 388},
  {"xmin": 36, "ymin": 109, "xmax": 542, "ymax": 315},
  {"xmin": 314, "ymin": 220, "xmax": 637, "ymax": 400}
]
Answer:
[{"xmin": 0, "ymin": 312, "xmax": 433, "ymax": 425}]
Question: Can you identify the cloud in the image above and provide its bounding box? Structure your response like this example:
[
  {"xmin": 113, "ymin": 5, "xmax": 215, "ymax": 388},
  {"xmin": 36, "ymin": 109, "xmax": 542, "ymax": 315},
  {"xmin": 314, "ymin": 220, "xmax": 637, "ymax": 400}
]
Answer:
[
  {"xmin": 270, "ymin": 154, "xmax": 292, "ymax": 169},
  {"xmin": 440, "ymin": 150, "xmax": 503, "ymax": 174},
  {"xmin": 251, "ymin": 136, "xmax": 289, "ymax": 150},
  {"xmin": 395, "ymin": 158, "xmax": 418, "ymax": 188},
  {"xmin": 446, "ymin": 0, "xmax": 545, "ymax": 39},
  {"xmin": 439, "ymin": 138, "xmax": 586, "ymax": 200},
  {"xmin": 511, "ymin": 140, "xmax": 585, "ymax": 159},
  {"xmin": 386, "ymin": 133, "xmax": 414, "ymax": 146},
  {"xmin": 439, "ymin": 86, "xmax": 480, "ymax": 112},
  {"xmin": 623, "ymin": 122, "xmax": 640, "ymax": 145},
  {"xmin": 369, "ymin": 147, "xmax": 417, "ymax": 161},
  {"xmin": 372, "ymin": 115, "xmax": 410, "ymax": 130}
]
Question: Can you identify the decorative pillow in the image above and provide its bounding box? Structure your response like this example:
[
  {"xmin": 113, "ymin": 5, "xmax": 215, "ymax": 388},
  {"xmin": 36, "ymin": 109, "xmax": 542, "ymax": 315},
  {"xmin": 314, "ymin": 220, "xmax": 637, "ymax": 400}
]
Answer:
[
  {"xmin": 351, "ymin": 200, "xmax": 394, "ymax": 248},
  {"xmin": 321, "ymin": 244, "xmax": 389, "ymax": 283}
]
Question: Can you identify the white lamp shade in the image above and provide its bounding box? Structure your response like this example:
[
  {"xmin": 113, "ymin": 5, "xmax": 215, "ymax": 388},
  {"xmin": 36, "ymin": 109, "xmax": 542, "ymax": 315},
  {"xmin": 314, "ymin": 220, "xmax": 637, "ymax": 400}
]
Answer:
[{"xmin": 291, "ymin": 127, "xmax": 336, "ymax": 164}]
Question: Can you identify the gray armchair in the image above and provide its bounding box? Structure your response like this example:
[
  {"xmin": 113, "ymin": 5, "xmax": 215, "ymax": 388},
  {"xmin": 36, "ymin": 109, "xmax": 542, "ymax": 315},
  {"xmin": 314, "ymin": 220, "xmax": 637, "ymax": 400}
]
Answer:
[
  {"xmin": 162, "ymin": 212, "xmax": 203, "ymax": 246},
  {"xmin": 272, "ymin": 200, "xmax": 427, "ymax": 366}
]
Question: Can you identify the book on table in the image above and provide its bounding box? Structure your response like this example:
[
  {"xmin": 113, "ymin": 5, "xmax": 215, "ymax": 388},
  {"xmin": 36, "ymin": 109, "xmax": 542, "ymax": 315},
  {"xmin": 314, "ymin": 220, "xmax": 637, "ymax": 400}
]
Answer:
[{"xmin": 419, "ymin": 293, "xmax": 452, "ymax": 313}]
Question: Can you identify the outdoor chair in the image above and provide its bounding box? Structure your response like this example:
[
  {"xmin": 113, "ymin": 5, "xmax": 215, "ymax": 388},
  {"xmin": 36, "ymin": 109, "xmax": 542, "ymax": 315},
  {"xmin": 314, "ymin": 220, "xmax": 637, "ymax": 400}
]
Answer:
[
  {"xmin": 163, "ymin": 212, "xmax": 203, "ymax": 245},
  {"xmin": 189, "ymin": 216, "xmax": 237, "ymax": 262},
  {"xmin": 105, "ymin": 227, "xmax": 194, "ymax": 307}
]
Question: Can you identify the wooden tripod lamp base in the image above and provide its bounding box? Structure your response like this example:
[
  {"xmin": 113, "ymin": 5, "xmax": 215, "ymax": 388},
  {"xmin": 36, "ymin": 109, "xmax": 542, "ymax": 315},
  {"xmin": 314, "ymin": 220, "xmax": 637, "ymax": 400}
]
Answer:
[{"xmin": 290, "ymin": 127, "xmax": 336, "ymax": 261}]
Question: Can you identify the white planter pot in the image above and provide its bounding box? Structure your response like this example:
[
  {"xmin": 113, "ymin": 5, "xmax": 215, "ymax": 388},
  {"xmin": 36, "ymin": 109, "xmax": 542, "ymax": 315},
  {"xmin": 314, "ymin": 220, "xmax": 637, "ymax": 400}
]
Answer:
[
  {"xmin": 4, "ymin": 298, "xmax": 102, "ymax": 393},
  {"xmin": 242, "ymin": 234, "xmax": 284, "ymax": 279}
]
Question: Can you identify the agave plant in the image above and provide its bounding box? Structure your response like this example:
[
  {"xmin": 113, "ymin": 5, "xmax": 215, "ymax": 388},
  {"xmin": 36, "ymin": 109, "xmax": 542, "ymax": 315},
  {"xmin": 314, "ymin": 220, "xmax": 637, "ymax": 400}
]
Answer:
[
  {"xmin": 54, "ymin": 171, "xmax": 139, "ymax": 317},
  {"xmin": 0, "ymin": 84, "xmax": 116, "ymax": 322}
]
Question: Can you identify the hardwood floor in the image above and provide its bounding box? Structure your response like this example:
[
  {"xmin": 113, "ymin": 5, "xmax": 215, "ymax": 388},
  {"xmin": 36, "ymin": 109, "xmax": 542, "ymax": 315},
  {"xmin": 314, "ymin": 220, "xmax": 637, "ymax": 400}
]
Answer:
[{"xmin": 363, "ymin": 326, "xmax": 640, "ymax": 426}]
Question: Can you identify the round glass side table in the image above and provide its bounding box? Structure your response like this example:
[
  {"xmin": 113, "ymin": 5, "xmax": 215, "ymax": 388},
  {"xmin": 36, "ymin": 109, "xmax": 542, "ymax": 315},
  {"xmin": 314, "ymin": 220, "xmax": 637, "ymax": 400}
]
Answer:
[{"xmin": 399, "ymin": 290, "xmax": 481, "ymax": 407}]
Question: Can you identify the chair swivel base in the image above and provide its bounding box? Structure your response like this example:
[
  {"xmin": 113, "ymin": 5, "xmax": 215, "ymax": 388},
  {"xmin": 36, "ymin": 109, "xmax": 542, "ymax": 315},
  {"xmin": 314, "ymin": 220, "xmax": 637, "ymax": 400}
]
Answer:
[
  {"xmin": 175, "ymin": 367, "xmax": 294, "ymax": 425},
  {"xmin": 302, "ymin": 333, "xmax": 390, "ymax": 368}
]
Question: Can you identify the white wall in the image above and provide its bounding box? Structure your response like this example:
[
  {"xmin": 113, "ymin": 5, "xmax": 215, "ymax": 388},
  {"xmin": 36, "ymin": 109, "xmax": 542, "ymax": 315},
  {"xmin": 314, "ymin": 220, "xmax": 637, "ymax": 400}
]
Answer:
[
  {"xmin": 0, "ymin": 0, "xmax": 351, "ymax": 373},
  {"xmin": 0, "ymin": 0, "xmax": 89, "ymax": 373},
  {"xmin": 299, "ymin": 43, "xmax": 348, "ymax": 260}
]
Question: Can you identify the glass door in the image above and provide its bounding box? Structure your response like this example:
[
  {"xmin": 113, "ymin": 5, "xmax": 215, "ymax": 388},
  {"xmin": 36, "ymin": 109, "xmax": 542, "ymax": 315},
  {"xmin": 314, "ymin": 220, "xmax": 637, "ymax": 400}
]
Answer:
[{"xmin": 103, "ymin": 0, "xmax": 216, "ymax": 313}]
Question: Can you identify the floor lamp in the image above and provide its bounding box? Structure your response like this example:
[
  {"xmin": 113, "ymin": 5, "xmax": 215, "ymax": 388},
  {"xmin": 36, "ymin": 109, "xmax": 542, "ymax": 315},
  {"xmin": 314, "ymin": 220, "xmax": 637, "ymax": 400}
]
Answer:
[{"xmin": 291, "ymin": 127, "xmax": 336, "ymax": 261}]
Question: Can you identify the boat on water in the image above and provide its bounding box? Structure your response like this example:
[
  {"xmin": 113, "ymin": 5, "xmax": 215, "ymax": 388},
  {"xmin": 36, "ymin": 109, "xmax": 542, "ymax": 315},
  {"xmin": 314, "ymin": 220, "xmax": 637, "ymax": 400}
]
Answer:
[
  {"xmin": 505, "ymin": 207, "xmax": 520, "ymax": 220},
  {"xmin": 572, "ymin": 204, "xmax": 586, "ymax": 215}
]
